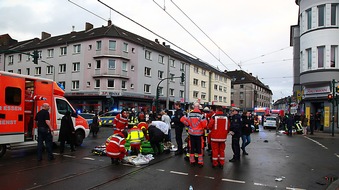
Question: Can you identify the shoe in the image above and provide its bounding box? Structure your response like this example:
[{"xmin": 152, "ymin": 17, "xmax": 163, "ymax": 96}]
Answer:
[
  {"xmin": 243, "ymin": 151, "xmax": 248, "ymax": 155},
  {"xmin": 229, "ymin": 158, "xmax": 239, "ymax": 162}
]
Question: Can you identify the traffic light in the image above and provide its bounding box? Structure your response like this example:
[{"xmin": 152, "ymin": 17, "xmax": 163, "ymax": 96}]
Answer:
[
  {"xmin": 328, "ymin": 93, "xmax": 333, "ymax": 101},
  {"xmin": 32, "ymin": 50, "xmax": 39, "ymax": 64},
  {"xmin": 181, "ymin": 73, "xmax": 185, "ymax": 83},
  {"xmin": 336, "ymin": 86, "xmax": 339, "ymax": 93}
]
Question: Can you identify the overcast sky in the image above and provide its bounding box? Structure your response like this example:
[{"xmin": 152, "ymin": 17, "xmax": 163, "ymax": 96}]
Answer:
[{"xmin": 0, "ymin": 0, "xmax": 299, "ymax": 102}]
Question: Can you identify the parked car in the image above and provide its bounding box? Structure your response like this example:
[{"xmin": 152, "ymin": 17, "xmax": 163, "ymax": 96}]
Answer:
[
  {"xmin": 99, "ymin": 111, "xmax": 120, "ymax": 127},
  {"xmin": 78, "ymin": 113, "xmax": 101, "ymax": 127},
  {"xmin": 263, "ymin": 116, "xmax": 277, "ymax": 129}
]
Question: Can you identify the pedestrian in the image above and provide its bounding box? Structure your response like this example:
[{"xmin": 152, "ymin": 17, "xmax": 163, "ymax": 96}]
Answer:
[
  {"xmin": 207, "ymin": 106, "xmax": 229, "ymax": 169},
  {"xmin": 286, "ymin": 114, "xmax": 295, "ymax": 136},
  {"xmin": 147, "ymin": 119, "xmax": 165, "ymax": 155},
  {"xmin": 180, "ymin": 102, "xmax": 207, "ymax": 167},
  {"xmin": 35, "ymin": 103, "xmax": 55, "ymax": 161},
  {"xmin": 275, "ymin": 115, "xmax": 281, "ymax": 133},
  {"xmin": 161, "ymin": 110, "xmax": 172, "ymax": 143},
  {"xmin": 300, "ymin": 112, "xmax": 308, "ymax": 135},
  {"xmin": 91, "ymin": 113, "xmax": 100, "ymax": 137},
  {"xmin": 229, "ymin": 107, "xmax": 242, "ymax": 162},
  {"xmin": 241, "ymin": 111, "xmax": 252, "ymax": 155},
  {"xmin": 106, "ymin": 130, "xmax": 128, "ymax": 165},
  {"xmin": 59, "ymin": 110, "xmax": 76, "ymax": 153},
  {"xmin": 315, "ymin": 112, "xmax": 321, "ymax": 131},
  {"xmin": 309, "ymin": 113, "xmax": 315, "ymax": 135},
  {"xmin": 113, "ymin": 109, "xmax": 128, "ymax": 134},
  {"xmin": 172, "ymin": 101, "xmax": 185, "ymax": 155}
]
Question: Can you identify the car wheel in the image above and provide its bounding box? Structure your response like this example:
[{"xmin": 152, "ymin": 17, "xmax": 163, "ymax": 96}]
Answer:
[
  {"xmin": 0, "ymin": 144, "xmax": 7, "ymax": 158},
  {"xmin": 75, "ymin": 130, "xmax": 85, "ymax": 146}
]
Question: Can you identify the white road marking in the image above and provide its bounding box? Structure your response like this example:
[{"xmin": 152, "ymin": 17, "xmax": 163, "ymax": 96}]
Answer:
[
  {"xmin": 335, "ymin": 153, "xmax": 339, "ymax": 158},
  {"xmin": 286, "ymin": 187, "xmax": 306, "ymax": 190},
  {"xmin": 83, "ymin": 157, "xmax": 95, "ymax": 160},
  {"xmin": 304, "ymin": 136, "xmax": 328, "ymax": 149},
  {"xmin": 63, "ymin": 155, "xmax": 76, "ymax": 158},
  {"xmin": 254, "ymin": 182, "xmax": 277, "ymax": 188},
  {"xmin": 156, "ymin": 169, "xmax": 165, "ymax": 172},
  {"xmin": 221, "ymin": 178, "xmax": 245, "ymax": 184},
  {"xmin": 170, "ymin": 171, "xmax": 188, "ymax": 176}
]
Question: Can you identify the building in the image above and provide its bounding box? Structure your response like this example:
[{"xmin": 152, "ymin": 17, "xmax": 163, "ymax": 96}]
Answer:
[
  {"xmin": 226, "ymin": 70, "xmax": 273, "ymax": 111},
  {"xmin": 292, "ymin": 0, "xmax": 339, "ymax": 132},
  {"xmin": 0, "ymin": 21, "xmax": 231, "ymax": 113}
]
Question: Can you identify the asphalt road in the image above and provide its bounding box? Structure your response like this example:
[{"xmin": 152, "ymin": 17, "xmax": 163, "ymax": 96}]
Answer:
[{"xmin": 0, "ymin": 126, "xmax": 338, "ymax": 190}]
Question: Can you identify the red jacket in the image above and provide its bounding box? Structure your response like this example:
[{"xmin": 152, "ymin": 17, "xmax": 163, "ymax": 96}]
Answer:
[
  {"xmin": 113, "ymin": 113, "xmax": 128, "ymax": 133},
  {"xmin": 180, "ymin": 108, "xmax": 207, "ymax": 136},
  {"xmin": 106, "ymin": 133, "xmax": 126, "ymax": 158},
  {"xmin": 208, "ymin": 111, "xmax": 229, "ymax": 142}
]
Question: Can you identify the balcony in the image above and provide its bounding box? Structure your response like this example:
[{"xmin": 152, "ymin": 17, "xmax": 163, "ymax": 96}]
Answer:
[{"xmin": 93, "ymin": 69, "xmax": 129, "ymax": 79}]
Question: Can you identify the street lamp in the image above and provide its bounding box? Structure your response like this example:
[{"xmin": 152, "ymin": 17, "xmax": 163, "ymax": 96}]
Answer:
[{"xmin": 41, "ymin": 60, "xmax": 55, "ymax": 81}]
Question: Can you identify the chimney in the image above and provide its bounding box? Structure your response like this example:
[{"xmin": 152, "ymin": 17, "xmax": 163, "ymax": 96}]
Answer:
[
  {"xmin": 155, "ymin": 39, "xmax": 159, "ymax": 44},
  {"xmin": 162, "ymin": 42, "xmax": 166, "ymax": 46},
  {"xmin": 41, "ymin": 32, "xmax": 51, "ymax": 40},
  {"xmin": 85, "ymin": 22, "xmax": 93, "ymax": 31},
  {"xmin": 107, "ymin": 19, "xmax": 112, "ymax": 26},
  {"xmin": 224, "ymin": 70, "xmax": 227, "ymax": 73},
  {"xmin": 249, "ymin": 73, "xmax": 252, "ymax": 76}
]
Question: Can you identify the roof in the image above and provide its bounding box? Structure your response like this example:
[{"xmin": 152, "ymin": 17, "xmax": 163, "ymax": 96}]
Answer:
[{"xmin": 226, "ymin": 70, "xmax": 272, "ymax": 94}]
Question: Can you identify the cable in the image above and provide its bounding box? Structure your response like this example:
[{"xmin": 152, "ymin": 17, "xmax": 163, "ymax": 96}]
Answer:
[
  {"xmin": 241, "ymin": 47, "xmax": 291, "ymax": 63},
  {"xmin": 153, "ymin": 0, "xmax": 229, "ymax": 70},
  {"xmin": 68, "ymin": 0, "xmax": 108, "ymax": 21},
  {"xmin": 169, "ymin": 0, "xmax": 240, "ymax": 69}
]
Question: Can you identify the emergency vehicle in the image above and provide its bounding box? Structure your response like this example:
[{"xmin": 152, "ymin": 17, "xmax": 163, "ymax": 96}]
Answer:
[{"xmin": 0, "ymin": 71, "xmax": 90, "ymax": 158}]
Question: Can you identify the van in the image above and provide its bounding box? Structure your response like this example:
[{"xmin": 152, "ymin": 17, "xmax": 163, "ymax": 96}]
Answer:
[{"xmin": 0, "ymin": 71, "xmax": 90, "ymax": 158}]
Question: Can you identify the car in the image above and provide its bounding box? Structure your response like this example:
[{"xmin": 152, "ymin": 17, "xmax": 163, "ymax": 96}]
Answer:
[
  {"xmin": 78, "ymin": 113, "xmax": 101, "ymax": 126},
  {"xmin": 263, "ymin": 116, "xmax": 277, "ymax": 129},
  {"xmin": 99, "ymin": 111, "xmax": 120, "ymax": 127}
]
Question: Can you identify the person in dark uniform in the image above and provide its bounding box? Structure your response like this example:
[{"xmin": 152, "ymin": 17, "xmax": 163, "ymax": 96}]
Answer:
[
  {"xmin": 59, "ymin": 111, "xmax": 76, "ymax": 153},
  {"xmin": 35, "ymin": 103, "xmax": 54, "ymax": 161},
  {"xmin": 172, "ymin": 101, "xmax": 185, "ymax": 155},
  {"xmin": 229, "ymin": 107, "xmax": 242, "ymax": 162},
  {"xmin": 309, "ymin": 113, "xmax": 315, "ymax": 135}
]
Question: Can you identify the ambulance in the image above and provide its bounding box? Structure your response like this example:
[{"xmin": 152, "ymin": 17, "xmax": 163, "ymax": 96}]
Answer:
[{"xmin": 0, "ymin": 71, "xmax": 90, "ymax": 158}]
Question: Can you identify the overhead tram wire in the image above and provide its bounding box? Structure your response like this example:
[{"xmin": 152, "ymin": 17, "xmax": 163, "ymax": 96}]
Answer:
[
  {"xmin": 169, "ymin": 0, "xmax": 240, "ymax": 70},
  {"xmin": 153, "ymin": 0, "xmax": 229, "ymax": 70},
  {"xmin": 68, "ymin": 0, "xmax": 108, "ymax": 22},
  {"xmin": 240, "ymin": 46, "xmax": 291, "ymax": 64},
  {"xmin": 96, "ymin": 0, "xmax": 201, "ymax": 61}
]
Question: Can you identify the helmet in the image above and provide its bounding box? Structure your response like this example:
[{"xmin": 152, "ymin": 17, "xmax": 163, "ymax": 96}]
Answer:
[{"xmin": 203, "ymin": 107, "xmax": 210, "ymax": 112}]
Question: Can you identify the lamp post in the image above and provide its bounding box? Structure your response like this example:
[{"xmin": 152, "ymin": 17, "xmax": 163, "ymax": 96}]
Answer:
[{"xmin": 41, "ymin": 60, "xmax": 55, "ymax": 81}]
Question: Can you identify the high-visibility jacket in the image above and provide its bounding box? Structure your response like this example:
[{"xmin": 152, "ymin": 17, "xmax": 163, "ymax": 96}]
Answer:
[
  {"xmin": 180, "ymin": 108, "xmax": 207, "ymax": 136},
  {"xmin": 127, "ymin": 126, "xmax": 144, "ymax": 146},
  {"xmin": 137, "ymin": 122, "xmax": 149, "ymax": 140},
  {"xmin": 208, "ymin": 111, "xmax": 229, "ymax": 142},
  {"xmin": 106, "ymin": 133, "xmax": 126, "ymax": 158},
  {"xmin": 113, "ymin": 114, "xmax": 128, "ymax": 133}
]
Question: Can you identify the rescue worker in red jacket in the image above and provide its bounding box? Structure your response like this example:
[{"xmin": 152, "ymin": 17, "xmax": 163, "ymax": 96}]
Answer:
[
  {"xmin": 25, "ymin": 83, "xmax": 46, "ymax": 138},
  {"xmin": 106, "ymin": 130, "xmax": 128, "ymax": 165},
  {"xmin": 207, "ymin": 106, "xmax": 230, "ymax": 169},
  {"xmin": 113, "ymin": 109, "xmax": 128, "ymax": 134},
  {"xmin": 180, "ymin": 103, "xmax": 207, "ymax": 167}
]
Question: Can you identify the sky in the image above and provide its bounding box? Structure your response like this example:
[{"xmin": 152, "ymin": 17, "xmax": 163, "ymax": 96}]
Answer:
[{"xmin": 0, "ymin": 0, "xmax": 299, "ymax": 102}]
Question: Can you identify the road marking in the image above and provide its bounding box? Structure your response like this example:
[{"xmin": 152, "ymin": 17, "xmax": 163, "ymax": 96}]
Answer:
[
  {"xmin": 254, "ymin": 182, "xmax": 277, "ymax": 188},
  {"xmin": 304, "ymin": 136, "xmax": 328, "ymax": 149},
  {"xmin": 335, "ymin": 153, "xmax": 339, "ymax": 158},
  {"xmin": 286, "ymin": 187, "xmax": 306, "ymax": 190},
  {"xmin": 83, "ymin": 157, "xmax": 95, "ymax": 160},
  {"xmin": 156, "ymin": 169, "xmax": 165, "ymax": 172},
  {"xmin": 63, "ymin": 155, "xmax": 76, "ymax": 158},
  {"xmin": 221, "ymin": 178, "xmax": 245, "ymax": 184},
  {"xmin": 170, "ymin": 171, "xmax": 188, "ymax": 176}
]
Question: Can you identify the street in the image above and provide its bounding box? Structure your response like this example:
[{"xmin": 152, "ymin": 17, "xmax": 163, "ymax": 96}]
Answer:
[{"xmin": 0, "ymin": 126, "xmax": 338, "ymax": 190}]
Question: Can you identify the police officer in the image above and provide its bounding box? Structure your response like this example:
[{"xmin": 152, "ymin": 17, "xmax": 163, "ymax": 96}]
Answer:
[{"xmin": 229, "ymin": 107, "xmax": 242, "ymax": 162}]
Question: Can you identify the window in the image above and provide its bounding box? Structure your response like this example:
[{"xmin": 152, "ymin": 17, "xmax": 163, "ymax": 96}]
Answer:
[
  {"xmin": 306, "ymin": 48, "xmax": 312, "ymax": 69},
  {"xmin": 8, "ymin": 70, "xmax": 13, "ymax": 73},
  {"xmin": 96, "ymin": 41, "xmax": 102, "ymax": 50},
  {"xmin": 60, "ymin": 47, "xmax": 67, "ymax": 55},
  {"xmin": 87, "ymin": 63, "xmax": 91, "ymax": 68},
  {"xmin": 59, "ymin": 64, "xmax": 66, "ymax": 73},
  {"xmin": 193, "ymin": 78, "xmax": 198, "ymax": 85},
  {"xmin": 108, "ymin": 59, "xmax": 115, "ymax": 69},
  {"xmin": 72, "ymin": 80, "xmax": 79, "ymax": 90},
  {"xmin": 8, "ymin": 55, "xmax": 13, "ymax": 65},
  {"xmin": 223, "ymin": 97, "xmax": 227, "ymax": 103},
  {"xmin": 215, "ymin": 74, "xmax": 218, "ymax": 80},
  {"xmin": 201, "ymin": 81, "xmax": 206, "ymax": 88},
  {"xmin": 219, "ymin": 86, "xmax": 223, "ymax": 91},
  {"xmin": 331, "ymin": 4, "xmax": 337, "ymax": 25},
  {"xmin": 18, "ymin": 54, "xmax": 22, "ymax": 62},
  {"xmin": 35, "ymin": 67, "xmax": 41, "ymax": 75},
  {"xmin": 59, "ymin": 81, "xmax": 65, "ymax": 90},
  {"xmin": 318, "ymin": 46, "xmax": 325, "ymax": 68},
  {"xmin": 145, "ymin": 50, "xmax": 151, "ymax": 60},
  {"xmin": 96, "ymin": 60, "xmax": 101, "ymax": 69},
  {"xmin": 240, "ymin": 84, "xmax": 244, "ymax": 88},
  {"xmin": 144, "ymin": 67, "xmax": 151, "ymax": 76},
  {"xmin": 108, "ymin": 79, "xmax": 115, "ymax": 88},
  {"xmin": 306, "ymin": 8, "xmax": 312, "ymax": 29},
  {"xmin": 46, "ymin": 49, "xmax": 54, "ymax": 58},
  {"xmin": 73, "ymin": 44, "xmax": 81, "ymax": 54},
  {"xmin": 224, "ymin": 87, "xmax": 227, "ymax": 92},
  {"xmin": 193, "ymin": 91, "xmax": 199, "ymax": 98},
  {"xmin": 17, "ymin": 69, "xmax": 21, "ymax": 74},
  {"xmin": 47, "ymin": 66, "xmax": 53, "ymax": 74},
  {"xmin": 170, "ymin": 88, "xmax": 174, "ymax": 96},
  {"xmin": 158, "ymin": 55, "xmax": 164, "ymax": 64},
  {"xmin": 122, "ymin": 81, "xmax": 126, "ymax": 89},
  {"xmin": 214, "ymin": 95, "xmax": 218, "ymax": 101},
  {"xmin": 331, "ymin": 46, "xmax": 338, "ymax": 67},
  {"xmin": 109, "ymin": 40, "xmax": 116, "ymax": 50},
  {"xmin": 158, "ymin": 87, "xmax": 163, "ymax": 96},
  {"xmin": 158, "ymin": 70, "xmax": 164, "ymax": 79},
  {"xmin": 194, "ymin": 66, "xmax": 199, "ymax": 73},
  {"xmin": 202, "ymin": 69, "xmax": 206, "ymax": 76},
  {"xmin": 131, "ymin": 65, "xmax": 135, "ymax": 70},
  {"xmin": 26, "ymin": 68, "xmax": 30, "ymax": 75},
  {"xmin": 214, "ymin": 84, "xmax": 218, "ymax": 90},
  {"xmin": 169, "ymin": 59, "xmax": 175, "ymax": 67},
  {"xmin": 95, "ymin": 79, "xmax": 100, "ymax": 88},
  {"xmin": 180, "ymin": 90, "xmax": 184, "ymax": 98},
  {"xmin": 87, "ymin": 82, "xmax": 90, "ymax": 87},
  {"xmin": 219, "ymin": 96, "xmax": 222, "ymax": 102},
  {"xmin": 170, "ymin": 73, "xmax": 175, "ymax": 82},
  {"xmin": 180, "ymin": 62, "xmax": 185, "ymax": 71},
  {"xmin": 240, "ymin": 92, "xmax": 244, "ymax": 99},
  {"xmin": 318, "ymin": 5, "xmax": 325, "ymax": 27},
  {"xmin": 123, "ymin": 42, "xmax": 128, "ymax": 52},
  {"xmin": 73, "ymin": 62, "xmax": 80, "ymax": 72},
  {"xmin": 201, "ymin": 93, "xmax": 206, "ymax": 100},
  {"xmin": 122, "ymin": 62, "xmax": 127, "ymax": 71},
  {"xmin": 144, "ymin": 84, "xmax": 151, "ymax": 93}
]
